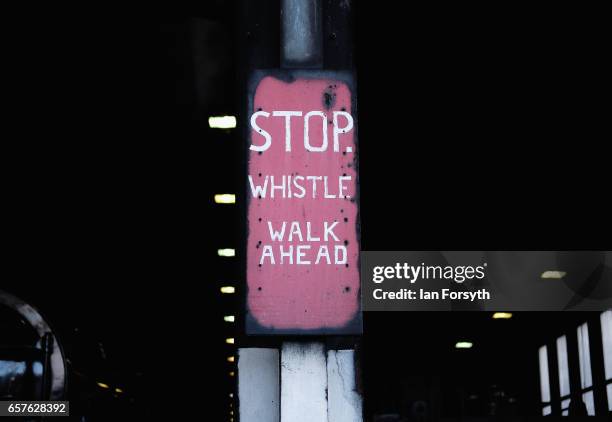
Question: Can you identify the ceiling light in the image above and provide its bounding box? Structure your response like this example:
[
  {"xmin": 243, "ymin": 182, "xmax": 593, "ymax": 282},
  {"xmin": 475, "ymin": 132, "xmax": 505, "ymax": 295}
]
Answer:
[
  {"xmin": 218, "ymin": 249, "xmax": 236, "ymax": 257},
  {"xmin": 214, "ymin": 194, "xmax": 236, "ymax": 204},
  {"xmin": 208, "ymin": 116, "xmax": 236, "ymax": 129},
  {"xmin": 455, "ymin": 341, "xmax": 473, "ymax": 349},
  {"xmin": 541, "ymin": 270, "xmax": 566, "ymax": 279}
]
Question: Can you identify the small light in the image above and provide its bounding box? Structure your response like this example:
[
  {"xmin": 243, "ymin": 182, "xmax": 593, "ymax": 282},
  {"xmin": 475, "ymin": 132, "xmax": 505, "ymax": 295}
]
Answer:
[
  {"xmin": 226, "ymin": 338, "xmax": 235, "ymax": 344},
  {"xmin": 224, "ymin": 315, "xmax": 235, "ymax": 323},
  {"xmin": 229, "ymin": 371, "xmax": 235, "ymax": 377},
  {"xmin": 97, "ymin": 382, "xmax": 110, "ymax": 389},
  {"xmin": 229, "ymin": 393, "xmax": 234, "ymax": 398},
  {"xmin": 218, "ymin": 248, "xmax": 236, "ymax": 257},
  {"xmin": 455, "ymin": 341, "xmax": 473, "ymax": 349},
  {"xmin": 230, "ymin": 410, "xmax": 234, "ymax": 416},
  {"xmin": 115, "ymin": 388, "xmax": 124, "ymax": 394},
  {"xmin": 227, "ymin": 356, "xmax": 235, "ymax": 363},
  {"xmin": 208, "ymin": 115, "xmax": 237, "ymax": 129},
  {"xmin": 541, "ymin": 270, "xmax": 566, "ymax": 279},
  {"xmin": 221, "ymin": 286, "xmax": 236, "ymax": 294},
  {"xmin": 214, "ymin": 194, "xmax": 236, "ymax": 204},
  {"xmin": 492, "ymin": 312, "xmax": 513, "ymax": 319}
]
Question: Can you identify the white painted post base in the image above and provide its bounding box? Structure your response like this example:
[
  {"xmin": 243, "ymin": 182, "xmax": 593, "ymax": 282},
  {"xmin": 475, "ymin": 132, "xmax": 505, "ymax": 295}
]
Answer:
[
  {"xmin": 281, "ymin": 342, "xmax": 328, "ymax": 422},
  {"xmin": 327, "ymin": 349, "xmax": 363, "ymax": 422},
  {"xmin": 238, "ymin": 343, "xmax": 362, "ymax": 422},
  {"xmin": 238, "ymin": 348, "xmax": 280, "ymax": 422}
]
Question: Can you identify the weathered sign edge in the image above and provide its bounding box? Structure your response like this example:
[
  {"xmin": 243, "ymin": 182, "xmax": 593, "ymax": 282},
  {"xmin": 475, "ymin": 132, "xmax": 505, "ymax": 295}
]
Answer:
[{"xmin": 244, "ymin": 69, "xmax": 363, "ymax": 336}]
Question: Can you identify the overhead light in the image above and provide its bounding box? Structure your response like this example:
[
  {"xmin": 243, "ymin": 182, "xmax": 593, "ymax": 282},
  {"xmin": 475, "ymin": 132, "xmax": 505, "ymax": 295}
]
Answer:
[
  {"xmin": 227, "ymin": 356, "xmax": 235, "ymax": 363},
  {"xmin": 208, "ymin": 115, "xmax": 237, "ymax": 129},
  {"xmin": 226, "ymin": 338, "xmax": 235, "ymax": 344},
  {"xmin": 229, "ymin": 371, "xmax": 235, "ymax": 377},
  {"xmin": 541, "ymin": 270, "xmax": 566, "ymax": 279},
  {"xmin": 224, "ymin": 315, "xmax": 235, "ymax": 322},
  {"xmin": 455, "ymin": 341, "xmax": 473, "ymax": 349},
  {"xmin": 229, "ymin": 393, "xmax": 234, "ymax": 398},
  {"xmin": 220, "ymin": 286, "xmax": 235, "ymax": 294},
  {"xmin": 115, "ymin": 388, "xmax": 124, "ymax": 394},
  {"xmin": 218, "ymin": 248, "xmax": 236, "ymax": 257},
  {"xmin": 97, "ymin": 382, "xmax": 110, "ymax": 389},
  {"xmin": 493, "ymin": 312, "xmax": 513, "ymax": 319},
  {"xmin": 214, "ymin": 194, "xmax": 236, "ymax": 204}
]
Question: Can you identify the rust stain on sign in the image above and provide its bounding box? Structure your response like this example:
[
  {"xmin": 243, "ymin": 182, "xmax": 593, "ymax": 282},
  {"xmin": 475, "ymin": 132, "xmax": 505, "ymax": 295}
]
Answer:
[{"xmin": 246, "ymin": 70, "xmax": 361, "ymax": 335}]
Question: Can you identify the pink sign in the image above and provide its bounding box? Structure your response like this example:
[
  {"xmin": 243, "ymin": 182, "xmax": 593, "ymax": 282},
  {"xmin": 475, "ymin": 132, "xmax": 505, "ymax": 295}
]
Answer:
[{"xmin": 246, "ymin": 71, "xmax": 361, "ymax": 334}]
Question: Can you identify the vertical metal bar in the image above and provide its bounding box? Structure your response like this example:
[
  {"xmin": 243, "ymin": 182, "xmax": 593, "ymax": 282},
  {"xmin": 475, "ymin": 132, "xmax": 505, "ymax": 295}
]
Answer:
[
  {"xmin": 323, "ymin": 0, "xmax": 354, "ymax": 69},
  {"xmin": 566, "ymin": 329, "xmax": 582, "ymax": 407},
  {"xmin": 586, "ymin": 314, "xmax": 610, "ymax": 415},
  {"xmin": 236, "ymin": 0, "xmax": 284, "ymax": 417},
  {"xmin": 547, "ymin": 341, "xmax": 562, "ymax": 416},
  {"xmin": 40, "ymin": 333, "xmax": 54, "ymax": 400},
  {"xmin": 280, "ymin": 0, "xmax": 323, "ymax": 68}
]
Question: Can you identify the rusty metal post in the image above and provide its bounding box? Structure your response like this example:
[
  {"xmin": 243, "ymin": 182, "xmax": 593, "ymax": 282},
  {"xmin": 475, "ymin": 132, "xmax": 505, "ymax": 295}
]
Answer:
[{"xmin": 238, "ymin": 1, "xmax": 362, "ymax": 420}]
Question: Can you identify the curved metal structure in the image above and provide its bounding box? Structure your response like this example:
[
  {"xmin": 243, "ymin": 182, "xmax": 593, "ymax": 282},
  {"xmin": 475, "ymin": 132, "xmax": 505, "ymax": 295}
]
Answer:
[{"xmin": 0, "ymin": 289, "xmax": 67, "ymax": 400}]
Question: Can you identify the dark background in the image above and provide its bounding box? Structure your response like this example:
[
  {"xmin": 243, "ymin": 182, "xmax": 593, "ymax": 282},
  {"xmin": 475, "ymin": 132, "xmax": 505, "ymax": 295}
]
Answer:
[{"xmin": 3, "ymin": 1, "xmax": 610, "ymax": 420}]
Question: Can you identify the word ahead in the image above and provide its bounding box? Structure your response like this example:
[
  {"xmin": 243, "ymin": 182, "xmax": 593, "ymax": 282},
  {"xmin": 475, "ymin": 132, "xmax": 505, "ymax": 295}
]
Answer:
[{"xmin": 246, "ymin": 70, "xmax": 361, "ymax": 335}]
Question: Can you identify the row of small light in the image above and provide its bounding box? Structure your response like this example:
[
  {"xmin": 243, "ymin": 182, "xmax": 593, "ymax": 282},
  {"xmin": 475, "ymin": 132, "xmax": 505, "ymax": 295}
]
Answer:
[
  {"xmin": 455, "ymin": 312, "xmax": 513, "ymax": 349},
  {"xmin": 96, "ymin": 382, "xmax": 124, "ymax": 395},
  {"xmin": 455, "ymin": 268, "xmax": 567, "ymax": 349},
  {"xmin": 211, "ymin": 116, "xmax": 238, "ymax": 421},
  {"xmin": 455, "ymin": 268, "xmax": 568, "ymax": 350},
  {"xmin": 456, "ymin": 271, "xmax": 565, "ymax": 408},
  {"xmin": 455, "ymin": 270, "xmax": 567, "ymax": 349}
]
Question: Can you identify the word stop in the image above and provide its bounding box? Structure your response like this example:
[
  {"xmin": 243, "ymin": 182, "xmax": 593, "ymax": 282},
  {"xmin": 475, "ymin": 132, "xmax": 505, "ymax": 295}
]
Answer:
[{"xmin": 250, "ymin": 110, "xmax": 354, "ymax": 153}]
